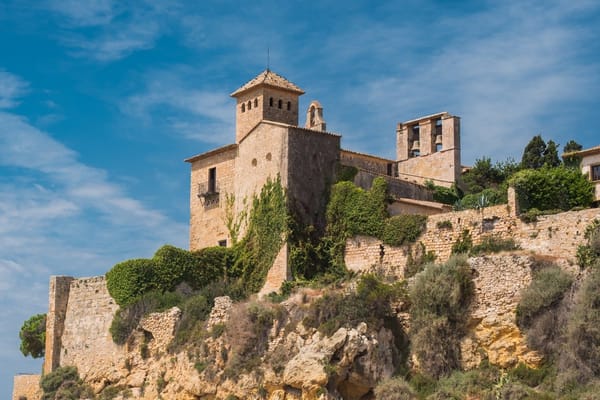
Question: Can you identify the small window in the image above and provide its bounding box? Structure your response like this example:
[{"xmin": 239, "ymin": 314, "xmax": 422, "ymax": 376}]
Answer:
[
  {"xmin": 278, "ymin": 99, "xmax": 282, "ymax": 109},
  {"xmin": 592, "ymin": 165, "xmax": 600, "ymax": 181},
  {"xmin": 269, "ymin": 97, "xmax": 273, "ymax": 107},
  {"xmin": 387, "ymin": 163, "xmax": 393, "ymax": 176},
  {"xmin": 410, "ymin": 150, "xmax": 420, "ymax": 158},
  {"xmin": 218, "ymin": 240, "xmax": 227, "ymax": 247},
  {"xmin": 254, "ymin": 98, "xmax": 258, "ymax": 107},
  {"xmin": 241, "ymin": 103, "xmax": 245, "ymax": 112},
  {"xmin": 247, "ymin": 100, "xmax": 251, "ymax": 110},
  {"xmin": 266, "ymin": 152, "xmax": 272, "ymax": 161},
  {"xmin": 287, "ymin": 101, "xmax": 291, "ymax": 111},
  {"xmin": 252, "ymin": 158, "xmax": 257, "ymax": 166},
  {"xmin": 436, "ymin": 143, "xmax": 443, "ymax": 152},
  {"xmin": 208, "ymin": 167, "xmax": 216, "ymax": 193}
]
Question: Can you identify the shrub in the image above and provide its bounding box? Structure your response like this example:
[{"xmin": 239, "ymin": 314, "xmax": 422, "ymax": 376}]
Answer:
[
  {"xmin": 560, "ymin": 267, "xmax": 600, "ymax": 384},
  {"xmin": 509, "ymin": 167, "xmax": 594, "ymax": 212},
  {"xmin": 381, "ymin": 214, "xmax": 427, "ymax": 246},
  {"xmin": 404, "ymin": 243, "xmax": 436, "ymax": 279},
  {"xmin": 516, "ymin": 265, "xmax": 573, "ymax": 329},
  {"xmin": 153, "ymin": 245, "xmax": 199, "ymax": 291},
  {"xmin": 451, "ymin": 229, "xmax": 472, "ymax": 255},
  {"xmin": 106, "ymin": 258, "xmax": 157, "ymax": 306},
  {"xmin": 19, "ymin": 313, "xmax": 46, "ymax": 358},
  {"xmin": 436, "ymin": 220, "xmax": 453, "ymax": 229},
  {"xmin": 508, "ymin": 362, "xmax": 550, "ymax": 388},
  {"xmin": 110, "ymin": 290, "xmax": 184, "ymax": 344},
  {"xmin": 470, "ymin": 236, "xmax": 519, "ymax": 255},
  {"xmin": 409, "ymin": 255, "xmax": 474, "ymax": 378},
  {"xmin": 576, "ymin": 219, "xmax": 600, "ymax": 269},
  {"xmin": 336, "ymin": 165, "xmax": 358, "ymax": 182},
  {"xmin": 374, "ymin": 376, "xmax": 417, "ymax": 399},
  {"xmin": 40, "ymin": 366, "xmax": 93, "ymax": 400},
  {"xmin": 459, "ymin": 188, "xmax": 507, "ymax": 210},
  {"xmin": 189, "ymin": 246, "xmax": 236, "ymax": 288},
  {"xmin": 171, "ymin": 294, "xmax": 212, "ymax": 349},
  {"xmin": 326, "ymin": 177, "xmax": 388, "ymax": 239},
  {"xmin": 303, "ymin": 274, "xmax": 407, "ymax": 336},
  {"xmin": 425, "ymin": 180, "xmax": 460, "ymax": 205}
]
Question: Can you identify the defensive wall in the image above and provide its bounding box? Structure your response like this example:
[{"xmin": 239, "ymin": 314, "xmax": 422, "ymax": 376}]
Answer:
[
  {"xmin": 12, "ymin": 374, "xmax": 41, "ymax": 400},
  {"xmin": 345, "ymin": 199, "xmax": 600, "ymax": 276}
]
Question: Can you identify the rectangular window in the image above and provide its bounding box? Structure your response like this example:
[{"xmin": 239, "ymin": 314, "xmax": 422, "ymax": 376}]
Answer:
[
  {"xmin": 218, "ymin": 239, "xmax": 227, "ymax": 247},
  {"xmin": 592, "ymin": 165, "xmax": 600, "ymax": 181},
  {"xmin": 387, "ymin": 163, "xmax": 393, "ymax": 176},
  {"xmin": 208, "ymin": 167, "xmax": 216, "ymax": 193}
]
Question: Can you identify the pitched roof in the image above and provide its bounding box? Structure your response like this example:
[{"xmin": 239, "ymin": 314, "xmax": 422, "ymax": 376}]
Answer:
[{"xmin": 230, "ymin": 69, "xmax": 305, "ymax": 97}]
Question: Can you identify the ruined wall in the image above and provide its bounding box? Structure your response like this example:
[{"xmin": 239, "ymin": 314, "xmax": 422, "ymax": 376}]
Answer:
[
  {"xmin": 189, "ymin": 146, "xmax": 236, "ymax": 250},
  {"xmin": 58, "ymin": 276, "xmax": 124, "ymax": 386},
  {"xmin": 12, "ymin": 374, "xmax": 41, "ymax": 400},
  {"xmin": 345, "ymin": 205, "xmax": 600, "ymax": 275},
  {"xmin": 44, "ymin": 276, "xmax": 73, "ymax": 373}
]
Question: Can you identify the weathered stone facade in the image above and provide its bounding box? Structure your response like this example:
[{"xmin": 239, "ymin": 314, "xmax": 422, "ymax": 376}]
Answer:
[{"xmin": 186, "ymin": 70, "xmax": 462, "ymax": 293}]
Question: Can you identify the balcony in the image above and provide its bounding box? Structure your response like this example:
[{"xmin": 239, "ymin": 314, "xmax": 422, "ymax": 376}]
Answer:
[{"xmin": 197, "ymin": 182, "xmax": 220, "ymax": 209}]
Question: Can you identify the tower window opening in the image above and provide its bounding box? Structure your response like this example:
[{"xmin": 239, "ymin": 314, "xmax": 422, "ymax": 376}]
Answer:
[
  {"xmin": 411, "ymin": 125, "xmax": 420, "ymax": 141},
  {"xmin": 435, "ymin": 118, "xmax": 442, "ymax": 135},
  {"xmin": 208, "ymin": 167, "xmax": 216, "ymax": 193},
  {"xmin": 247, "ymin": 100, "xmax": 251, "ymax": 110},
  {"xmin": 241, "ymin": 103, "xmax": 245, "ymax": 112},
  {"xmin": 278, "ymin": 99, "xmax": 282, "ymax": 109},
  {"xmin": 269, "ymin": 97, "xmax": 273, "ymax": 107},
  {"xmin": 287, "ymin": 101, "xmax": 291, "ymax": 110}
]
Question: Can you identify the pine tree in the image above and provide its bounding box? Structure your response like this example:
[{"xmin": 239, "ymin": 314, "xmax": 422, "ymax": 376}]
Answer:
[{"xmin": 521, "ymin": 135, "xmax": 547, "ymax": 169}]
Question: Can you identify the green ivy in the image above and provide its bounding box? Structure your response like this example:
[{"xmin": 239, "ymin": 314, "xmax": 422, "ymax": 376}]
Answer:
[
  {"xmin": 234, "ymin": 176, "xmax": 289, "ymax": 294},
  {"xmin": 106, "ymin": 258, "xmax": 157, "ymax": 306},
  {"xmin": 382, "ymin": 214, "xmax": 428, "ymax": 246},
  {"xmin": 451, "ymin": 229, "xmax": 473, "ymax": 255}
]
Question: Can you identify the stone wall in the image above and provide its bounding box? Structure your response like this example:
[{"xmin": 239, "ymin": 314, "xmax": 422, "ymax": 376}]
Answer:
[
  {"xmin": 44, "ymin": 276, "xmax": 73, "ymax": 373},
  {"xmin": 58, "ymin": 276, "xmax": 124, "ymax": 387},
  {"xmin": 12, "ymin": 374, "xmax": 41, "ymax": 400},
  {"xmin": 287, "ymin": 127, "xmax": 340, "ymax": 230},
  {"xmin": 340, "ymin": 149, "xmax": 393, "ymax": 176},
  {"xmin": 345, "ymin": 205, "xmax": 600, "ymax": 276}
]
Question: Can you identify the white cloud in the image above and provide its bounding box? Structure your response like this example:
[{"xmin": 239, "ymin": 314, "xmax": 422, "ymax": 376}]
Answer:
[
  {"xmin": 0, "ymin": 70, "xmax": 29, "ymax": 109},
  {"xmin": 121, "ymin": 68, "xmax": 234, "ymax": 144}
]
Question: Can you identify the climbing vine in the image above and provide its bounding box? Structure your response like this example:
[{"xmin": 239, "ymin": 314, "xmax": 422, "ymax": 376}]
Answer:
[{"xmin": 234, "ymin": 176, "xmax": 289, "ymax": 293}]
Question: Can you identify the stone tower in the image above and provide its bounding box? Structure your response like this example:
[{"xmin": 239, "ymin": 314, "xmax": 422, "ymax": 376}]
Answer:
[{"xmin": 230, "ymin": 69, "xmax": 305, "ymax": 143}]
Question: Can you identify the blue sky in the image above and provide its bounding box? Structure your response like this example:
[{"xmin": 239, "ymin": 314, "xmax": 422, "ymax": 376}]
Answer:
[{"xmin": 1, "ymin": 0, "xmax": 599, "ymax": 396}]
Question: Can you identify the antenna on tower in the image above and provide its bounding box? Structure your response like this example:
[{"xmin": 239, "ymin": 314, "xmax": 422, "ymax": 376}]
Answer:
[{"xmin": 267, "ymin": 47, "xmax": 270, "ymax": 71}]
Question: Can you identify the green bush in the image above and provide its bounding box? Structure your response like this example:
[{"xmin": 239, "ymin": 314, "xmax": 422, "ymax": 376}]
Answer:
[
  {"xmin": 153, "ymin": 245, "xmax": 199, "ymax": 291},
  {"xmin": 110, "ymin": 290, "xmax": 184, "ymax": 344},
  {"xmin": 425, "ymin": 180, "xmax": 460, "ymax": 205},
  {"xmin": 106, "ymin": 258, "xmax": 157, "ymax": 306},
  {"xmin": 326, "ymin": 178, "xmax": 388, "ymax": 240},
  {"xmin": 381, "ymin": 214, "xmax": 427, "ymax": 246},
  {"xmin": 19, "ymin": 313, "xmax": 46, "ymax": 358},
  {"xmin": 470, "ymin": 236, "xmax": 519, "ymax": 255},
  {"xmin": 436, "ymin": 220, "xmax": 453, "ymax": 229},
  {"xmin": 451, "ymin": 229, "xmax": 473, "ymax": 255},
  {"xmin": 509, "ymin": 167, "xmax": 594, "ymax": 212},
  {"xmin": 561, "ymin": 268, "xmax": 600, "ymax": 384},
  {"xmin": 459, "ymin": 187, "xmax": 507, "ymax": 209},
  {"xmin": 189, "ymin": 246, "xmax": 236, "ymax": 288},
  {"xmin": 374, "ymin": 376, "xmax": 417, "ymax": 399},
  {"xmin": 409, "ymin": 255, "xmax": 474, "ymax": 378},
  {"xmin": 516, "ymin": 265, "xmax": 573, "ymax": 329},
  {"xmin": 40, "ymin": 366, "xmax": 93, "ymax": 400},
  {"xmin": 576, "ymin": 220, "xmax": 600, "ymax": 269},
  {"xmin": 303, "ymin": 274, "xmax": 407, "ymax": 337},
  {"xmin": 336, "ymin": 165, "xmax": 358, "ymax": 182},
  {"xmin": 508, "ymin": 362, "xmax": 550, "ymax": 388}
]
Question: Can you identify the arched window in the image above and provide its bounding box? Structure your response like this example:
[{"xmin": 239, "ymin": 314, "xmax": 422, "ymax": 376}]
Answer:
[
  {"xmin": 269, "ymin": 97, "xmax": 273, "ymax": 107},
  {"xmin": 278, "ymin": 99, "xmax": 282, "ymax": 109},
  {"xmin": 241, "ymin": 103, "xmax": 245, "ymax": 112},
  {"xmin": 247, "ymin": 100, "xmax": 251, "ymax": 110},
  {"xmin": 254, "ymin": 98, "xmax": 258, "ymax": 107},
  {"xmin": 287, "ymin": 101, "xmax": 291, "ymax": 111}
]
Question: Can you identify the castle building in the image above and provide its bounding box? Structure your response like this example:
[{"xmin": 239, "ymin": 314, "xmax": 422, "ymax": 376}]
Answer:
[{"xmin": 185, "ymin": 70, "xmax": 461, "ymax": 257}]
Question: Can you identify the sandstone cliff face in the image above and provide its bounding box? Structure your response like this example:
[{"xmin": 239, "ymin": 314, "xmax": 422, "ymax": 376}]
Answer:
[
  {"xmin": 39, "ymin": 254, "xmax": 556, "ymax": 400},
  {"xmin": 83, "ymin": 293, "xmax": 396, "ymax": 400}
]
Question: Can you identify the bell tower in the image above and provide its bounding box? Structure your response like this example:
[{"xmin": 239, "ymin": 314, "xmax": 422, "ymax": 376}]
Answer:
[{"xmin": 230, "ymin": 69, "xmax": 305, "ymax": 143}]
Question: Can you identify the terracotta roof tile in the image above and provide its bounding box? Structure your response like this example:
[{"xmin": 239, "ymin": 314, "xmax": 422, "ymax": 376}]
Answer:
[{"xmin": 230, "ymin": 69, "xmax": 305, "ymax": 97}]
